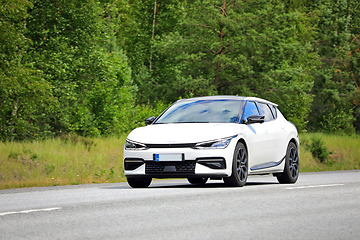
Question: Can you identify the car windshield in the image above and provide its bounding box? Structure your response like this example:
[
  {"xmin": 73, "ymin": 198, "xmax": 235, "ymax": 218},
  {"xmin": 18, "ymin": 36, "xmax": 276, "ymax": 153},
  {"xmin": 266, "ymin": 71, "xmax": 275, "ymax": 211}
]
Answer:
[{"xmin": 155, "ymin": 99, "xmax": 244, "ymax": 124}]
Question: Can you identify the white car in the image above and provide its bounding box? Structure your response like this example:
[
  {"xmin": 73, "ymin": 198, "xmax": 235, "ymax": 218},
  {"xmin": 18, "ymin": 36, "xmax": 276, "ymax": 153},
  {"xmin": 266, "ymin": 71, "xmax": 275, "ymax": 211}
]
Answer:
[{"xmin": 123, "ymin": 96, "xmax": 299, "ymax": 188}]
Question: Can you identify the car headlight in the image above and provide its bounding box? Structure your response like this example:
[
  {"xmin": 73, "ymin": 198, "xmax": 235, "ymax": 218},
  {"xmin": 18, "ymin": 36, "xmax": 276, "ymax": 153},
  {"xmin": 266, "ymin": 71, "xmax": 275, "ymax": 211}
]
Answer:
[
  {"xmin": 125, "ymin": 139, "xmax": 147, "ymax": 150},
  {"xmin": 194, "ymin": 135, "xmax": 237, "ymax": 149}
]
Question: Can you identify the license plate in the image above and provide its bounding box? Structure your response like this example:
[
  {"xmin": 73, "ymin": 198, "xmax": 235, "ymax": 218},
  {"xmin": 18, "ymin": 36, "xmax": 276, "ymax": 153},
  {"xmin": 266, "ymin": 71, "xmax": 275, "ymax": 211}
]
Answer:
[{"xmin": 155, "ymin": 153, "xmax": 183, "ymax": 161}]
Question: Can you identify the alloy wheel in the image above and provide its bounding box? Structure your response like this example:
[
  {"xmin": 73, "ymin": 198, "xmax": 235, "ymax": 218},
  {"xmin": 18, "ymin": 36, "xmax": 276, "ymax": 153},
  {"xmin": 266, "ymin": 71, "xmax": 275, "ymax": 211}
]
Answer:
[
  {"xmin": 236, "ymin": 147, "xmax": 248, "ymax": 182},
  {"xmin": 289, "ymin": 146, "xmax": 299, "ymax": 179}
]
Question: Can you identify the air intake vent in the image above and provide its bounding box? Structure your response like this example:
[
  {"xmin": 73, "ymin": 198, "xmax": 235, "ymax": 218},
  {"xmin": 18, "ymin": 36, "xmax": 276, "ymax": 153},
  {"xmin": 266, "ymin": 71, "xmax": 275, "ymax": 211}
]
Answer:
[
  {"xmin": 145, "ymin": 161, "xmax": 196, "ymax": 173},
  {"xmin": 124, "ymin": 158, "xmax": 144, "ymax": 170},
  {"xmin": 196, "ymin": 157, "xmax": 226, "ymax": 169}
]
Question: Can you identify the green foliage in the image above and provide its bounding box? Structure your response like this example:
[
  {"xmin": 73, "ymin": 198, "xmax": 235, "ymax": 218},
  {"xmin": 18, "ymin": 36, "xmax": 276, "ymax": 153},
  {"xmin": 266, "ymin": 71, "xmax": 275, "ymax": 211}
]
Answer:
[
  {"xmin": 121, "ymin": 0, "xmax": 360, "ymax": 133},
  {"xmin": 44, "ymin": 163, "xmax": 56, "ymax": 175},
  {"xmin": 152, "ymin": 0, "xmax": 317, "ymax": 130},
  {"xmin": 24, "ymin": 0, "xmax": 137, "ymax": 137},
  {"xmin": 300, "ymin": 133, "xmax": 360, "ymax": 172},
  {"xmin": 120, "ymin": 0, "xmax": 186, "ymax": 104},
  {"xmin": 0, "ymin": 64, "xmax": 59, "ymax": 141},
  {"xmin": 2, "ymin": 0, "xmax": 360, "ymax": 141},
  {"xmin": 305, "ymin": 135, "xmax": 332, "ymax": 163},
  {"xmin": 1, "ymin": 0, "xmax": 168, "ymax": 141},
  {"xmin": 0, "ymin": 0, "xmax": 60, "ymax": 141},
  {"xmin": 320, "ymin": 107, "xmax": 355, "ymax": 134},
  {"xmin": 307, "ymin": 0, "xmax": 360, "ymax": 133},
  {"xmin": 118, "ymin": 101, "xmax": 167, "ymax": 132},
  {"xmin": 59, "ymin": 134, "xmax": 96, "ymax": 151}
]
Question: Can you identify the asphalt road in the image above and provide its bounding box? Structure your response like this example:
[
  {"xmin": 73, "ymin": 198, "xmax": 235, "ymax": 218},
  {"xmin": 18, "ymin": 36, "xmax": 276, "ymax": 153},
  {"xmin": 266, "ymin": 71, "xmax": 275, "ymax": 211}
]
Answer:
[{"xmin": 0, "ymin": 170, "xmax": 359, "ymax": 240}]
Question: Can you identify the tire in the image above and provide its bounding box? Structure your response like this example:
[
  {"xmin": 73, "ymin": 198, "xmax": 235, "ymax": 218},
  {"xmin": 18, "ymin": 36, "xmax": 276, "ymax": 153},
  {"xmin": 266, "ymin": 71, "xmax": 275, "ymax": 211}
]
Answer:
[
  {"xmin": 127, "ymin": 178, "xmax": 152, "ymax": 188},
  {"xmin": 277, "ymin": 142, "xmax": 299, "ymax": 184},
  {"xmin": 223, "ymin": 142, "xmax": 248, "ymax": 187},
  {"xmin": 187, "ymin": 177, "xmax": 208, "ymax": 185}
]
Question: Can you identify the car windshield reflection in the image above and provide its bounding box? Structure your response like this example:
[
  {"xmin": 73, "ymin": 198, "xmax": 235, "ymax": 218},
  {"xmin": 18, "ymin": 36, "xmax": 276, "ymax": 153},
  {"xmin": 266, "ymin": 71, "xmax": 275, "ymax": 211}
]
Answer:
[{"xmin": 155, "ymin": 99, "xmax": 244, "ymax": 124}]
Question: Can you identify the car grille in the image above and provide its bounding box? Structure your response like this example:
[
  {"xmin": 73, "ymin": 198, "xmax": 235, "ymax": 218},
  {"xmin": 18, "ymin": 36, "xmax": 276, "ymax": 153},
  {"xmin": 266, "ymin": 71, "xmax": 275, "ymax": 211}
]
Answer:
[
  {"xmin": 145, "ymin": 143, "xmax": 196, "ymax": 148},
  {"xmin": 145, "ymin": 161, "xmax": 196, "ymax": 173}
]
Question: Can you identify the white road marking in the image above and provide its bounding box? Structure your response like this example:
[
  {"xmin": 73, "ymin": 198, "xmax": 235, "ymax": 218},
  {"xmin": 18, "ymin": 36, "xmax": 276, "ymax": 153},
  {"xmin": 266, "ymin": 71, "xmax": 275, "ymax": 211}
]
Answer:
[
  {"xmin": 0, "ymin": 207, "xmax": 61, "ymax": 216},
  {"xmin": 286, "ymin": 184, "xmax": 344, "ymax": 190}
]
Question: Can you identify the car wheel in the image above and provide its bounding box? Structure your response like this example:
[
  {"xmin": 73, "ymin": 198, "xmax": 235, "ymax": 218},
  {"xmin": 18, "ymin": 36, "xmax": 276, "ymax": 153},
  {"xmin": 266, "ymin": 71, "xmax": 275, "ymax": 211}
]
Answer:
[
  {"xmin": 127, "ymin": 178, "xmax": 152, "ymax": 188},
  {"xmin": 223, "ymin": 142, "xmax": 248, "ymax": 187},
  {"xmin": 277, "ymin": 142, "xmax": 299, "ymax": 184},
  {"xmin": 187, "ymin": 177, "xmax": 208, "ymax": 185}
]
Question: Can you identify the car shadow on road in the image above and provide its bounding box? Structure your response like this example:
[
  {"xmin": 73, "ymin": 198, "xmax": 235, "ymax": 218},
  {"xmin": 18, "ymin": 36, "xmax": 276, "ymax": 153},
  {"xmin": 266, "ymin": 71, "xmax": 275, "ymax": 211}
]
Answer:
[
  {"xmin": 149, "ymin": 181, "xmax": 279, "ymax": 189},
  {"xmin": 100, "ymin": 180, "xmax": 279, "ymax": 190}
]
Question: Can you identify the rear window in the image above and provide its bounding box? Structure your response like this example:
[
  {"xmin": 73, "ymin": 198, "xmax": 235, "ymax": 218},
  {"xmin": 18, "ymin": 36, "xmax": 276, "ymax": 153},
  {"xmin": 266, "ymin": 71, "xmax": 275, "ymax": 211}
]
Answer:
[
  {"xmin": 257, "ymin": 102, "xmax": 274, "ymax": 122},
  {"xmin": 269, "ymin": 105, "xmax": 277, "ymax": 119}
]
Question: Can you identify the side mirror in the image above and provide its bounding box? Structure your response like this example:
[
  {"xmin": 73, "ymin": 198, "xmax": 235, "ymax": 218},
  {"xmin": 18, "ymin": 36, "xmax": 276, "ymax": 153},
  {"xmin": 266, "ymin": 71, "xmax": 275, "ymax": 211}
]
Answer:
[
  {"xmin": 246, "ymin": 115, "xmax": 265, "ymax": 124},
  {"xmin": 145, "ymin": 116, "xmax": 156, "ymax": 125}
]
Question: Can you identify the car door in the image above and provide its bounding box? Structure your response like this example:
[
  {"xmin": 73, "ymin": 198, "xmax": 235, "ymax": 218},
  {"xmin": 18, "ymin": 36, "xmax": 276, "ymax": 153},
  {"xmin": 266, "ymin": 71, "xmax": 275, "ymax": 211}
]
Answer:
[
  {"xmin": 269, "ymin": 105, "xmax": 289, "ymax": 161},
  {"xmin": 257, "ymin": 102, "xmax": 289, "ymax": 163},
  {"xmin": 243, "ymin": 101, "xmax": 272, "ymax": 168}
]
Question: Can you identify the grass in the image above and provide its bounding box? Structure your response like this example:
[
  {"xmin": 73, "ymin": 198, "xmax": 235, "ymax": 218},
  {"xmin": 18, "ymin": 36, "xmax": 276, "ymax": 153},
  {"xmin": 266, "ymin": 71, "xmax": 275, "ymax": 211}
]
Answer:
[
  {"xmin": 0, "ymin": 135, "xmax": 126, "ymax": 189},
  {"xmin": 300, "ymin": 133, "xmax": 360, "ymax": 172},
  {"xmin": 0, "ymin": 133, "xmax": 359, "ymax": 190}
]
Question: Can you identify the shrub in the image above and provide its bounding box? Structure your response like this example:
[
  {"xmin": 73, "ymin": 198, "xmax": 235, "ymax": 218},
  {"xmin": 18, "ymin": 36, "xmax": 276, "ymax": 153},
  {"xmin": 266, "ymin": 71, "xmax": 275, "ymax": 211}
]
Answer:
[
  {"xmin": 307, "ymin": 136, "xmax": 331, "ymax": 163},
  {"xmin": 59, "ymin": 134, "xmax": 96, "ymax": 150}
]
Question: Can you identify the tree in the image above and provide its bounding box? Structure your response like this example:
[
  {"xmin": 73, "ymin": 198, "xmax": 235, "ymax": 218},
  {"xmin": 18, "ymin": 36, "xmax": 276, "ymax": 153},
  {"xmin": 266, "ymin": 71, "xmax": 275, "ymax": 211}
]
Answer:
[
  {"xmin": 154, "ymin": 0, "xmax": 317, "ymax": 130},
  {"xmin": 119, "ymin": 0, "xmax": 186, "ymax": 104},
  {"xmin": 307, "ymin": 0, "xmax": 360, "ymax": 133},
  {"xmin": 0, "ymin": 0, "xmax": 58, "ymax": 141},
  {"xmin": 25, "ymin": 0, "xmax": 136, "ymax": 136}
]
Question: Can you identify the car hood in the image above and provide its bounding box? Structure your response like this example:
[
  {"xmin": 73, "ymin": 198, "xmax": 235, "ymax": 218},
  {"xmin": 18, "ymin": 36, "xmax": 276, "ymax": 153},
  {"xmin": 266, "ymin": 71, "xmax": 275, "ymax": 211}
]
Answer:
[{"xmin": 127, "ymin": 123, "xmax": 242, "ymax": 144}]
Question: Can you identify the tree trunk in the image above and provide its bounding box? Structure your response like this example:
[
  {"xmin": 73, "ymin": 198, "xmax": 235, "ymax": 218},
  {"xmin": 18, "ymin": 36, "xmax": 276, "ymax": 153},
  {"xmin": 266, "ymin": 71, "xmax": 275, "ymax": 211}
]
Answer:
[
  {"xmin": 215, "ymin": 0, "xmax": 227, "ymax": 89},
  {"xmin": 149, "ymin": 1, "xmax": 157, "ymax": 73}
]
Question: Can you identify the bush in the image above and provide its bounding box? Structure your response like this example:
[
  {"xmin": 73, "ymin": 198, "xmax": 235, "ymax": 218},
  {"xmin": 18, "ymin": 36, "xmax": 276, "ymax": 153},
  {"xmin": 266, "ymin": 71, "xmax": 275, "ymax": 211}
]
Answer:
[{"xmin": 307, "ymin": 136, "xmax": 331, "ymax": 163}]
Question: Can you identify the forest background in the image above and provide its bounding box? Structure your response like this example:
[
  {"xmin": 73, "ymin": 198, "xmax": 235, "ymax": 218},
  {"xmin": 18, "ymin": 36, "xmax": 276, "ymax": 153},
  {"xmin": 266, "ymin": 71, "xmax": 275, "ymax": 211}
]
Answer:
[{"xmin": 1, "ymin": 0, "xmax": 360, "ymax": 141}]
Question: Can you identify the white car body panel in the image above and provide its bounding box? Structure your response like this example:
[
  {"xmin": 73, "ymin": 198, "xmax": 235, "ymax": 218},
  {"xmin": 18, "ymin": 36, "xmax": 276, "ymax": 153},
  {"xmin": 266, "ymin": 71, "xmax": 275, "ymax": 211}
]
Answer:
[
  {"xmin": 127, "ymin": 123, "xmax": 242, "ymax": 145},
  {"xmin": 123, "ymin": 96, "xmax": 300, "ymax": 186}
]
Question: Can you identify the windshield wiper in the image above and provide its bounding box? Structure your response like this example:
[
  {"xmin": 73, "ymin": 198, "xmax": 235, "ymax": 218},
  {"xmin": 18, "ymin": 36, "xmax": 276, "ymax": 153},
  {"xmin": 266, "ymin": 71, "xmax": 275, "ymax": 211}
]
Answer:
[
  {"xmin": 154, "ymin": 121, "xmax": 210, "ymax": 124},
  {"xmin": 177, "ymin": 121, "xmax": 210, "ymax": 123}
]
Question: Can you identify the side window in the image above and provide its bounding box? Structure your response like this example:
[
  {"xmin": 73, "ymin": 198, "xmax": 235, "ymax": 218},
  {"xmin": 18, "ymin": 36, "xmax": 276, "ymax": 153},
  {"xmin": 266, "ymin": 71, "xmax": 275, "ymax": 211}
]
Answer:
[
  {"xmin": 270, "ymin": 105, "xmax": 277, "ymax": 119},
  {"xmin": 244, "ymin": 101, "xmax": 259, "ymax": 120},
  {"xmin": 257, "ymin": 102, "xmax": 274, "ymax": 122}
]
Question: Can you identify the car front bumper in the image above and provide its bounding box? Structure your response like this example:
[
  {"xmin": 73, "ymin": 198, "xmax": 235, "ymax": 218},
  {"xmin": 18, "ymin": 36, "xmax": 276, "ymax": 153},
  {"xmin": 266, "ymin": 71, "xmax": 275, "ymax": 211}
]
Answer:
[{"xmin": 123, "ymin": 146, "xmax": 235, "ymax": 179}]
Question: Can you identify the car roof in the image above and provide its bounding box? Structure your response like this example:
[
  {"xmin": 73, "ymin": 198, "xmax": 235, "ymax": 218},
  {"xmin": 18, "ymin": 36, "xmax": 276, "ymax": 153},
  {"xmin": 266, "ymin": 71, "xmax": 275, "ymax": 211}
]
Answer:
[{"xmin": 177, "ymin": 95, "xmax": 278, "ymax": 106}]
